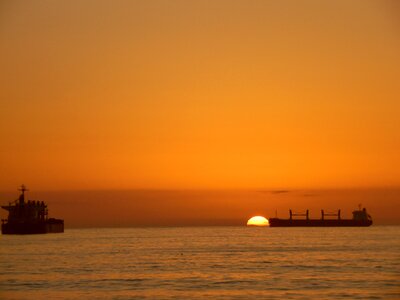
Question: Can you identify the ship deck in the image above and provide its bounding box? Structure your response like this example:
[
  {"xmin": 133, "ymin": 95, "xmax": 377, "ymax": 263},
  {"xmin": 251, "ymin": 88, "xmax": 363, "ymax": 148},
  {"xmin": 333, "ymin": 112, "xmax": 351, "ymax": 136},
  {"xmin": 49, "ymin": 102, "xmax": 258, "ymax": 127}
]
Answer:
[{"xmin": 268, "ymin": 218, "xmax": 372, "ymax": 227}]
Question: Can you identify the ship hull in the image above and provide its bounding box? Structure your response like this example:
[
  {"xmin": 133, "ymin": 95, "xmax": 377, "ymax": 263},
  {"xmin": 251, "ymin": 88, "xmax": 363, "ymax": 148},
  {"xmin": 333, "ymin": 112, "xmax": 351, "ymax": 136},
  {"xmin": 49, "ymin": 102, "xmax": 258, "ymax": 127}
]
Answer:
[
  {"xmin": 1, "ymin": 219, "xmax": 64, "ymax": 234},
  {"xmin": 268, "ymin": 218, "xmax": 372, "ymax": 227}
]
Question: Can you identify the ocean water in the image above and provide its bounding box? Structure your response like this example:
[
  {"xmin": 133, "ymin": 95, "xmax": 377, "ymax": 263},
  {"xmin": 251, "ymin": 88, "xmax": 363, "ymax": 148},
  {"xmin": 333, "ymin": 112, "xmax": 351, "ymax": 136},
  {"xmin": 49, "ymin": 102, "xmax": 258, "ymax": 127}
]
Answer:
[{"xmin": 0, "ymin": 227, "xmax": 399, "ymax": 299}]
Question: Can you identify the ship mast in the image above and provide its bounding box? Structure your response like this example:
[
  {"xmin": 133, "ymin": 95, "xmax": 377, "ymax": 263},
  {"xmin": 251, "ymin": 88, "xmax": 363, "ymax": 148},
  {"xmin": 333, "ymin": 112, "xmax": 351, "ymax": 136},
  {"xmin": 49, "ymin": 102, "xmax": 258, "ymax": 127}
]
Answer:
[{"xmin": 18, "ymin": 184, "xmax": 28, "ymax": 205}]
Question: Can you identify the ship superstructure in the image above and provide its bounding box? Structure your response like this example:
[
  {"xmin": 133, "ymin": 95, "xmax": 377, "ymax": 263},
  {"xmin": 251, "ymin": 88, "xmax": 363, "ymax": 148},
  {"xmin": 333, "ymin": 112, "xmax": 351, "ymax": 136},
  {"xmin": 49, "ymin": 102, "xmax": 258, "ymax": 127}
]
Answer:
[
  {"xmin": 1, "ymin": 185, "xmax": 64, "ymax": 234},
  {"xmin": 268, "ymin": 206, "xmax": 372, "ymax": 227}
]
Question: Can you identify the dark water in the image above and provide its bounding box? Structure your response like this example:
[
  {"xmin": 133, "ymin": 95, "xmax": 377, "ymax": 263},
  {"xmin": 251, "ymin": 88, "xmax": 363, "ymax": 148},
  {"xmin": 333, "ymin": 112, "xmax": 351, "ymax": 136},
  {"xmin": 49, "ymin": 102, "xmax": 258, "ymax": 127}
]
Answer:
[{"xmin": 0, "ymin": 227, "xmax": 399, "ymax": 299}]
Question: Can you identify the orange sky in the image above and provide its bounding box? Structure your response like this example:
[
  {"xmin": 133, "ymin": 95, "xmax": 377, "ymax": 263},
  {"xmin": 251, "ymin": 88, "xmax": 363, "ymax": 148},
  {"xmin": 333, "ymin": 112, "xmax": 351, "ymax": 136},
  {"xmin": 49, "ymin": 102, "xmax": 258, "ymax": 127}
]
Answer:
[{"xmin": 0, "ymin": 1, "xmax": 399, "ymax": 224}]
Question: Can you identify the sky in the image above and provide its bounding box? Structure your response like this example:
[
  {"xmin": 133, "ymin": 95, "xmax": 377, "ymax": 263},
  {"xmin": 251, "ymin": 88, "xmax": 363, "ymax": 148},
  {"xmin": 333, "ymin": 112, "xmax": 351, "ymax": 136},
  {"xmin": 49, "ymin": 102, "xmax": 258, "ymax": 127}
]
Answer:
[{"xmin": 0, "ymin": 1, "xmax": 399, "ymax": 225}]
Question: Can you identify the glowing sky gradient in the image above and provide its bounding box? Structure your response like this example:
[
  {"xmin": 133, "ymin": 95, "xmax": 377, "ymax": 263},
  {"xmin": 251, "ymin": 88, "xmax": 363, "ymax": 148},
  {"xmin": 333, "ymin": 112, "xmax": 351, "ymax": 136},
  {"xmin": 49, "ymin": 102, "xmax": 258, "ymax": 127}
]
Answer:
[
  {"xmin": 1, "ymin": 0, "xmax": 399, "ymax": 190},
  {"xmin": 0, "ymin": 1, "xmax": 399, "ymax": 225}
]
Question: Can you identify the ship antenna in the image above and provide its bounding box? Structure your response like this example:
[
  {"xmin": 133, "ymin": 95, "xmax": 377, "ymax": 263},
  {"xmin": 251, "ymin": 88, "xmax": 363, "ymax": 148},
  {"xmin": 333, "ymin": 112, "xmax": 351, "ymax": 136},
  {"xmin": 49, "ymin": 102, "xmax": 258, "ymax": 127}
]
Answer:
[
  {"xmin": 18, "ymin": 184, "xmax": 29, "ymax": 195},
  {"xmin": 17, "ymin": 184, "xmax": 29, "ymax": 204},
  {"xmin": 358, "ymin": 203, "xmax": 362, "ymax": 210}
]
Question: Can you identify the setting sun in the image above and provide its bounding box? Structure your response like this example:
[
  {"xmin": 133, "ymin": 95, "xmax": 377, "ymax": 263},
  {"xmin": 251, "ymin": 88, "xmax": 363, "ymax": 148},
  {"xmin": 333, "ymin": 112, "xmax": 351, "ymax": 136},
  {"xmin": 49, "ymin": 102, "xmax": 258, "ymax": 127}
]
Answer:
[{"xmin": 247, "ymin": 216, "xmax": 269, "ymax": 226}]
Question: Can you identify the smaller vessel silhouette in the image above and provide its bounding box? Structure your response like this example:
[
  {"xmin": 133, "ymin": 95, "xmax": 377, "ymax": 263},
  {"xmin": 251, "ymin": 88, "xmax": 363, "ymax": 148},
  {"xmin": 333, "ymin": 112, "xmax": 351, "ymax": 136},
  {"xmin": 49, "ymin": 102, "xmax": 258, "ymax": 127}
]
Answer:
[
  {"xmin": 268, "ymin": 206, "xmax": 372, "ymax": 227},
  {"xmin": 1, "ymin": 185, "xmax": 64, "ymax": 234}
]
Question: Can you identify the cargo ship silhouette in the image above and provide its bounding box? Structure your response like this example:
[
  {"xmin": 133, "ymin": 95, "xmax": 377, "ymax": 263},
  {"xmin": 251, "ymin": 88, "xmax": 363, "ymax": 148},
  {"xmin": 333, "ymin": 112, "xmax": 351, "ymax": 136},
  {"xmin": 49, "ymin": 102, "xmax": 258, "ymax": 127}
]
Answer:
[
  {"xmin": 268, "ymin": 206, "xmax": 372, "ymax": 227},
  {"xmin": 1, "ymin": 185, "xmax": 64, "ymax": 234}
]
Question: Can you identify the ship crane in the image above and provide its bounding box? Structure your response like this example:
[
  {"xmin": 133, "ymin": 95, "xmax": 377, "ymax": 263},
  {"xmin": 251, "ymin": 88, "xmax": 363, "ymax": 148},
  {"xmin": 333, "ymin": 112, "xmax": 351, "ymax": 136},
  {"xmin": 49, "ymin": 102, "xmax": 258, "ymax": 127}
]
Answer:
[
  {"xmin": 321, "ymin": 210, "xmax": 341, "ymax": 220},
  {"xmin": 289, "ymin": 209, "xmax": 309, "ymax": 220}
]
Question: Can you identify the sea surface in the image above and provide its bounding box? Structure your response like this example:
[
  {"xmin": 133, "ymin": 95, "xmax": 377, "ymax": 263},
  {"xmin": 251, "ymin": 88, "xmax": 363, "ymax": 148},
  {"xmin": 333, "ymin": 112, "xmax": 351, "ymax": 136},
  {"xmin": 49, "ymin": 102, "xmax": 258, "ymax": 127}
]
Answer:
[{"xmin": 0, "ymin": 227, "xmax": 399, "ymax": 299}]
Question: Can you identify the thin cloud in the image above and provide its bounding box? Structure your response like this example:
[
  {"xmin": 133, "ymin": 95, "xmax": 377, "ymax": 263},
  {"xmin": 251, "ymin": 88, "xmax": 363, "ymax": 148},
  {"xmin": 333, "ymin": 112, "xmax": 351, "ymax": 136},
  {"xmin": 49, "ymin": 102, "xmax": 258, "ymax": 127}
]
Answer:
[
  {"xmin": 271, "ymin": 190, "xmax": 290, "ymax": 194},
  {"xmin": 257, "ymin": 190, "xmax": 291, "ymax": 194}
]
